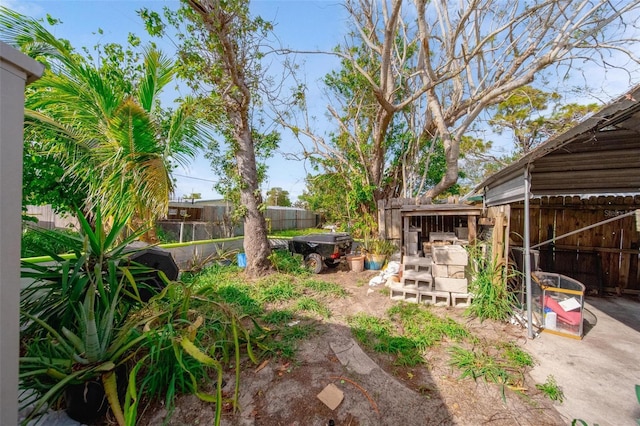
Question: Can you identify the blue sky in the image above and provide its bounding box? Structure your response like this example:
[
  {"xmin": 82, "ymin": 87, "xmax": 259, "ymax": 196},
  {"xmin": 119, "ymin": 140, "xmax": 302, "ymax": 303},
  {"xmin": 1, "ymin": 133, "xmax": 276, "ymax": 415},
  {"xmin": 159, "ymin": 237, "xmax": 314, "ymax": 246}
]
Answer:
[
  {"xmin": 9, "ymin": 0, "xmax": 348, "ymax": 202},
  {"xmin": 7, "ymin": 1, "xmax": 640, "ymax": 202}
]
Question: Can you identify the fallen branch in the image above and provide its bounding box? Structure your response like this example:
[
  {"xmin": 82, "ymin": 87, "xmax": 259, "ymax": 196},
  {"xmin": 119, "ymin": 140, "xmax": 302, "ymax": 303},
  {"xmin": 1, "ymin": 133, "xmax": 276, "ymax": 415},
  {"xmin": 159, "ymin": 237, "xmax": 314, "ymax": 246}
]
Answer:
[{"xmin": 329, "ymin": 376, "xmax": 380, "ymax": 415}]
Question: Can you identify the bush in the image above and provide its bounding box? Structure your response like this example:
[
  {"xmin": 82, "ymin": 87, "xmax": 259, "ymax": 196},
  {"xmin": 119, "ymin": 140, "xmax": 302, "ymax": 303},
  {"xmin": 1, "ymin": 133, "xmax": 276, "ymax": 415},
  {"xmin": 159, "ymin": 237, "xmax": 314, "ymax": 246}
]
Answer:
[{"xmin": 21, "ymin": 226, "xmax": 78, "ymax": 257}]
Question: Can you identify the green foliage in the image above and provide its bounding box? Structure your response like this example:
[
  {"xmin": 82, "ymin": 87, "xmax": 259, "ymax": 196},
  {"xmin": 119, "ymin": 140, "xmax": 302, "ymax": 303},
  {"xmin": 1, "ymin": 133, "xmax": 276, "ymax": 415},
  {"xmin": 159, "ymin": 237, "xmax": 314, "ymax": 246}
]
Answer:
[
  {"xmin": 387, "ymin": 304, "xmax": 469, "ymax": 348},
  {"xmin": 185, "ymin": 268, "xmax": 347, "ymax": 360},
  {"xmin": 536, "ymin": 375, "xmax": 565, "ymax": 403},
  {"xmin": 262, "ymin": 309, "xmax": 295, "ymax": 325},
  {"xmin": 348, "ymin": 304, "xmax": 468, "ymax": 367},
  {"xmin": 294, "ymin": 296, "xmax": 331, "ymax": 318},
  {"xmin": 268, "ymin": 249, "xmax": 308, "ymax": 275},
  {"xmin": 20, "ymin": 208, "xmax": 151, "ymax": 338},
  {"xmin": 255, "ymin": 276, "xmax": 302, "ymax": 303},
  {"xmin": 1, "ymin": 7, "xmax": 203, "ymax": 230},
  {"xmin": 18, "ymin": 208, "xmax": 159, "ymax": 425},
  {"xmin": 449, "ymin": 346, "xmax": 511, "ymax": 384},
  {"xmin": 266, "ymin": 187, "xmax": 292, "ymax": 207},
  {"xmin": 465, "ymin": 244, "xmax": 517, "ymax": 322},
  {"xmin": 21, "ymin": 226, "xmax": 79, "ymax": 258},
  {"xmin": 140, "ymin": 1, "xmax": 279, "ymax": 255},
  {"xmin": 490, "ymin": 86, "xmax": 599, "ymax": 157},
  {"xmin": 360, "ymin": 236, "xmax": 397, "ymax": 256},
  {"xmin": 22, "ymin": 150, "xmax": 88, "ymax": 215},
  {"xmin": 268, "ymin": 228, "xmax": 323, "ymax": 238},
  {"xmin": 303, "ymin": 279, "xmax": 348, "ymax": 298},
  {"xmin": 449, "ymin": 340, "xmax": 533, "ymax": 393},
  {"xmin": 128, "ymin": 282, "xmax": 260, "ymax": 425},
  {"xmin": 500, "ymin": 342, "xmax": 534, "ymax": 368}
]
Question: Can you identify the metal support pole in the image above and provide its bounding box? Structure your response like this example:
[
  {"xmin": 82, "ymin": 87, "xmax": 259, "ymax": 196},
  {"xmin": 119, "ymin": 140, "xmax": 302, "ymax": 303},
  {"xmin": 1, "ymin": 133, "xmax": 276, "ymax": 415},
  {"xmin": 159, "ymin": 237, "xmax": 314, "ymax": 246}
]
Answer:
[{"xmin": 523, "ymin": 166, "xmax": 534, "ymax": 339}]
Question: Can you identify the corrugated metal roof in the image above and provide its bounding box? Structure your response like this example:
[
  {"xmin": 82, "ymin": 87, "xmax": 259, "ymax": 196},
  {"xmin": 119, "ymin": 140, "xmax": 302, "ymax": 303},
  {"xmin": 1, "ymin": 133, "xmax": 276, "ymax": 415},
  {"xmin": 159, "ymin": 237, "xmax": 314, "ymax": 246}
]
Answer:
[{"xmin": 477, "ymin": 85, "xmax": 640, "ymax": 206}]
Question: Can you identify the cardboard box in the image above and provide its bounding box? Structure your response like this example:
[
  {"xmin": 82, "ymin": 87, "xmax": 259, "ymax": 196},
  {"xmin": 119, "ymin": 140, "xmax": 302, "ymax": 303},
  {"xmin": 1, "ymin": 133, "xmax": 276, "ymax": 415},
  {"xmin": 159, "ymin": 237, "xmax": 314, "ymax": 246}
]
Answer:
[
  {"xmin": 431, "ymin": 245, "xmax": 468, "ymax": 266},
  {"xmin": 434, "ymin": 277, "xmax": 468, "ymax": 293}
]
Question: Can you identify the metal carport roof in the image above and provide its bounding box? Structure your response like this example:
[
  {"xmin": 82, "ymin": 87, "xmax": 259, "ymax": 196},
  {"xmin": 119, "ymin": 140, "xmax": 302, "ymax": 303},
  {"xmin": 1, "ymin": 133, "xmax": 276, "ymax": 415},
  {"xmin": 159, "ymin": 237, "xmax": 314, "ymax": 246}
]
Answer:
[
  {"xmin": 471, "ymin": 84, "xmax": 640, "ymax": 339},
  {"xmin": 475, "ymin": 84, "xmax": 640, "ymax": 206}
]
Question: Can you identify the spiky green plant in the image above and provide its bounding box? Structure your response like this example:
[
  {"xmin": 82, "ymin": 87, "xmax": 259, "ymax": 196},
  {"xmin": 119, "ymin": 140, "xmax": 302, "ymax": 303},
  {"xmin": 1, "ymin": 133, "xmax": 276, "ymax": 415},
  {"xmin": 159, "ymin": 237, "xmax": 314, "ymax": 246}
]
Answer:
[
  {"xmin": 536, "ymin": 375, "xmax": 564, "ymax": 403},
  {"xmin": 465, "ymin": 244, "xmax": 517, "ymax": 322}
]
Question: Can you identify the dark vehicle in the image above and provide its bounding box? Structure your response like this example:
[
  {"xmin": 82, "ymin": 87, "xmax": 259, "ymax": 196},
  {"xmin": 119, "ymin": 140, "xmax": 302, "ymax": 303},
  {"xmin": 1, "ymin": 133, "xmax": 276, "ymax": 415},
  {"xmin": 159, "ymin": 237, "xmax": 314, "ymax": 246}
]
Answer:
[{"xmin": 288, "ymin": 233, "xmax": 353, "ymax": 273}]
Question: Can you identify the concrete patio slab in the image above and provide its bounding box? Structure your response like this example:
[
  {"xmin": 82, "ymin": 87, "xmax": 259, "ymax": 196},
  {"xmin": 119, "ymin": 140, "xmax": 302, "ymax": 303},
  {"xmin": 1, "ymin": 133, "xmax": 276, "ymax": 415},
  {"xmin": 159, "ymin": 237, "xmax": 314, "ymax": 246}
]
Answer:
[{"xmin": 523, "ymin": 296, "xmax": 640, "ymax": 426}]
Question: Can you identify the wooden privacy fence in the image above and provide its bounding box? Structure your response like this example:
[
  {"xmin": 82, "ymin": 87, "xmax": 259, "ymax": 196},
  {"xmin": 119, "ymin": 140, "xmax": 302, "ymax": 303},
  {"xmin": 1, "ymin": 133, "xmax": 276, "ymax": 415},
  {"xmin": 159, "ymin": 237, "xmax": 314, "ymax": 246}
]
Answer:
[{"xmin": 510, "ymin": 195, "xmax": 640, "ymax": 295}]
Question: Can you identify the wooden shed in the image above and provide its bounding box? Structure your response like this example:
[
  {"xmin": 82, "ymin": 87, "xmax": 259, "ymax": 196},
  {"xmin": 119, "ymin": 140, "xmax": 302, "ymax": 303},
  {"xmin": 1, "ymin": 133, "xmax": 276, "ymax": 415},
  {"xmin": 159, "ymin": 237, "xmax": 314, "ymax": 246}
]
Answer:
[
  {"xmin": 378, "ymin": 198, "xmax": 483, "ymax": 254},
  {"xmin": 473, "ymin": 85, "xmax": 640, "ymax": 335}
]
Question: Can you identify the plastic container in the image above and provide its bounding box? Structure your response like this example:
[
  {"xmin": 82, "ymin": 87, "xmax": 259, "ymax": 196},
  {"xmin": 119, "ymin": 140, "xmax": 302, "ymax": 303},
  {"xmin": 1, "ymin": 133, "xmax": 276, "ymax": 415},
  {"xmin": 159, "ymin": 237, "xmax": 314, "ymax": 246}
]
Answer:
[
  {"xmin": 237, "ymin": 253, "xmax": 247, "ymax": 268},
  {"xmin": 545, "ymin": 311, "xmax": 557, "ymax": 330}
]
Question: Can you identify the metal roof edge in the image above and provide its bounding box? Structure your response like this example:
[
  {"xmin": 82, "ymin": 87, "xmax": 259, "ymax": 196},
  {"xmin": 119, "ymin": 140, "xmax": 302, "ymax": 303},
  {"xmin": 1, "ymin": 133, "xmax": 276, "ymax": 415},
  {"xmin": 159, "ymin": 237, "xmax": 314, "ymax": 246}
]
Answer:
[{"xmin": 472, "ymin": 84, "xmax": 640, "ymax": 195}]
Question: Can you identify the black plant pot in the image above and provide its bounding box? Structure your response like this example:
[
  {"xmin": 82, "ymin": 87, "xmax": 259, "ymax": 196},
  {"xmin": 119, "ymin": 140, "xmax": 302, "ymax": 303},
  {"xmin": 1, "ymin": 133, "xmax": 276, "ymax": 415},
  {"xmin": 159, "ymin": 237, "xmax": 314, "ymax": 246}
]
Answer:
[
  {"xmin": 65, "ymin": 379, "xmax": 109, "ymax": 424},
  {"xmin": 65, "ymin": 368, "xmax": 127, "ymax": 424}
]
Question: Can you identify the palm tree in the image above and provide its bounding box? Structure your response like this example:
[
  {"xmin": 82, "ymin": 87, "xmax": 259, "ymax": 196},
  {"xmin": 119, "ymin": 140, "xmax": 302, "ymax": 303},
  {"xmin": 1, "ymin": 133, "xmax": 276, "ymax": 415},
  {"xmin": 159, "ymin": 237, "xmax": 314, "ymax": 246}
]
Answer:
[{"xmin": 1, "ymin": 7, "xmax": 203, "ymax": 236}]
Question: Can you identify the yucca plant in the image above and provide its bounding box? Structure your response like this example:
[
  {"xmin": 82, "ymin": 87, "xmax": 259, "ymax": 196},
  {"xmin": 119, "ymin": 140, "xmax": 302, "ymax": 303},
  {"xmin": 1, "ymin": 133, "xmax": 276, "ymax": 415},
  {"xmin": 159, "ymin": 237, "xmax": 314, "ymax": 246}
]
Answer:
[
  {"xmin": 20, "ymin": 279, "xmax": 151, "ymax": 426},
  {"xmin": 20, "ymin": 208, "xmax": 153, "ymax": 338},
  {"xmin": 19, "ymin": 207, "xmax": 166, "ymax": 425}
]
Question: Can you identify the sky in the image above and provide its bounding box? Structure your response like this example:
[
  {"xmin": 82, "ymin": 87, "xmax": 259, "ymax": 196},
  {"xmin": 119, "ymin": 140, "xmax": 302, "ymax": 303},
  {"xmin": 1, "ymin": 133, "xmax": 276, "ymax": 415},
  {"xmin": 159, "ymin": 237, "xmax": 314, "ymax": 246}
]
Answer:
[
  {"xmin": 8, "ymin": 0, "xmax": 348, "ymax": 202},
  {"xmin": 6, "ymin": 1, "xmax": 640, "ymax": 203}
]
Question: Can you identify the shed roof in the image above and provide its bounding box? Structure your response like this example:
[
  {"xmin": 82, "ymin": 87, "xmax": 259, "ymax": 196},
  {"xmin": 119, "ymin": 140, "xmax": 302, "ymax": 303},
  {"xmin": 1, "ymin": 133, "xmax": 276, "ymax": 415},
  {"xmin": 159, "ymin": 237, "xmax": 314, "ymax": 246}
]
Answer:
[{"xmin": 475, "ymin": 85, "xmax": 640, "ymax": 206}]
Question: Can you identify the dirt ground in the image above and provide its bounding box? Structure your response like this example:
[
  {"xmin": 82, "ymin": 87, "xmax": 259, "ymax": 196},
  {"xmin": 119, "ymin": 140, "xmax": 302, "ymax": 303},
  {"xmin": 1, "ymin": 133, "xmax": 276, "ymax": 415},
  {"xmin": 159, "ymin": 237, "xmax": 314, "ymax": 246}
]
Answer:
[{"xmin": 139, "ymin": 268, "xmax": 565, "ymax": 426}]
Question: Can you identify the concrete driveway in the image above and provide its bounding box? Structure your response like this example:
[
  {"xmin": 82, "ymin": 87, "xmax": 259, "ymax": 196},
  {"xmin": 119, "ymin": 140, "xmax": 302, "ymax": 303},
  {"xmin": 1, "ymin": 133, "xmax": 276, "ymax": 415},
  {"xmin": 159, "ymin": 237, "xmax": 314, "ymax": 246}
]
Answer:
[{"xmin": 523, "ymin": 296, "xmax": 640, "ymax": 426}]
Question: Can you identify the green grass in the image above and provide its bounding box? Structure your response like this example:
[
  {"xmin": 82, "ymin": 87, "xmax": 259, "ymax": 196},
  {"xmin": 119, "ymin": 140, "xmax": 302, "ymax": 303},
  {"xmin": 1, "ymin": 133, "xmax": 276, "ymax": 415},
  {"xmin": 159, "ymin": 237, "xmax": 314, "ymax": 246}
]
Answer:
[
  {"xmin": 21, "ymin": 227, "xmax": 79, "ymax": 258},
  {"xmin": 303, "ymin": 279, "xmax": 348, "ymax": 297},
  {"xmin": 501, "ymin": 341, "xmax": 534, "ymax": 367},
  {"xmin": 267, "ymin": 322, "xmax": 318, "ymax": 359},
  {"xmin": 536, "ymin": 375, "xmax": 564, "ymax": 403},
  {"xmin": 255, "ymin": 276, "xmax": 302, "ymax": 303},
  {"xmin": 184, "ymin": 267, "xmax": 349, "ymax": 360},
  {"xmin": 262, "ymin": 309, "xmax": 295, "ymax": 325},
  {"xmin": 388, "ymin": 303, "xmax": 469, "ymax": 349},
  {"xmin": 448, "ymin": 340, "xmax": 534, "ymax": 392},
  {"xmin": 269, "ymin": 228, "xmax": 326, "ymax": 237},
  {"xmin": 465, "ymin": 244, "xmax": 517, "ymax": 322},
  {"xmin": 186, "ymin": 264, "xmax": 536, "ymax": 402},
  {"xmin": 449, "ymin": 346, "xmax": 511, "ymax": 384},
  {"xmin": 294, "ymin": 296, "xmax": 331, "ymax": 318},
  {"xmin": 268, "ymin": 250, "xmax": 309, "ymax": 275},
  {"xmin": 348, "ymin": 304, "xmax": 469, "ymax": 367}
]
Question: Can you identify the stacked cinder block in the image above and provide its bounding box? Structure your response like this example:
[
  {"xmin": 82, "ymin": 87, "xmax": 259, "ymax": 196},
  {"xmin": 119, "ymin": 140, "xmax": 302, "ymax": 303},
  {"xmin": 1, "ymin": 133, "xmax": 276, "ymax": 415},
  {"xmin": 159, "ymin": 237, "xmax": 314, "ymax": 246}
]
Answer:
[
  {"xmin": 431, "ymin": 245, "xmax": 473, "ymax": 307},
  {"xmin": 388, "ymin": 255, "xmax": 450, "ymax": 306}
]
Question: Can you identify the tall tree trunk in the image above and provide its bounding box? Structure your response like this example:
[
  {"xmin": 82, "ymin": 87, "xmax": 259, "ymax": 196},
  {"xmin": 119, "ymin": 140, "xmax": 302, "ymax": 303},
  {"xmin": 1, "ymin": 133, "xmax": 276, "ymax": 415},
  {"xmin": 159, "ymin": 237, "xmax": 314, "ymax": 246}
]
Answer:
[{"xmin": 232, "ymin": 111, "xmax": 271, "ymax": 277}]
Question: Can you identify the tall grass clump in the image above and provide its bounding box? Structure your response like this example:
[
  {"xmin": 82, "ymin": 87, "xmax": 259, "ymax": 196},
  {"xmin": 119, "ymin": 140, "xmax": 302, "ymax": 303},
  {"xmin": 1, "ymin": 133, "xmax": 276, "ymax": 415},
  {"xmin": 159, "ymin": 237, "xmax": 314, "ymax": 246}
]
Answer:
[
  {"xmin": 268, "ymin": 249, "xmax": 309, "ymax": 275},
  {"xmin": 466, "ymin": 244, "xmax": 517, "ymax": 322}
]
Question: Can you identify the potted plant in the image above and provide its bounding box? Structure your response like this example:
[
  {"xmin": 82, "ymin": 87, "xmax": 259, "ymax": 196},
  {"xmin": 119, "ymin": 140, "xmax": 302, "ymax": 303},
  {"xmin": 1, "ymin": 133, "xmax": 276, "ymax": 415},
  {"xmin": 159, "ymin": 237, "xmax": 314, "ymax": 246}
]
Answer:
[
  {"xmin": 19, "ymin": 208, "xmax": 161, "ymax": 425},
  {"xmin": 361, "ymin": 236, "xmax": 397, "ymax": 270}
]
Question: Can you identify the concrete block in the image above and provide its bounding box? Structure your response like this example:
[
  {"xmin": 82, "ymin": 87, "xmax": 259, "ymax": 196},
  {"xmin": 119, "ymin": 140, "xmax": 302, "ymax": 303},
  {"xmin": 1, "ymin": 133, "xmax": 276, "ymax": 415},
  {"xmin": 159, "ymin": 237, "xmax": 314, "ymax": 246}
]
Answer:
[
  {"xmin": 403, "ymin": 255, "xmax": 432, "ymax": 272},
  {"xmin": 433, "ymin": 264, "xmax": 466, "ymax": 278},
  {"xmin": 419, "ymin": 290, "xmax": 450, "ymax": 307},
  {"xmin": 447, "ymin": 265, "xmax": 466, "ymax": 279},
  {"xmin": 389, "ymin": 285, "xmax": 420, "ymax": 303},
  {"xmin": 431, "ymin": 245, "xmax": 468, "ymax": 266},
  {"xmin": 402, "ymin": 269, "xmax": 432, "ymax": 281},
  {"xmin": 451, "ymin": 292, "xmax": 473, "ymax": 308},
  {"xmin": 432, "ymin": 263, "xmax": 448, "ymax": 278},
  {"xmin": 401, "ymin": 277, "xmax": 432, "ymax": 291},
  {"xmin": 434, "ymin": 277, "xmax": 468, "ymax": 293}
]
